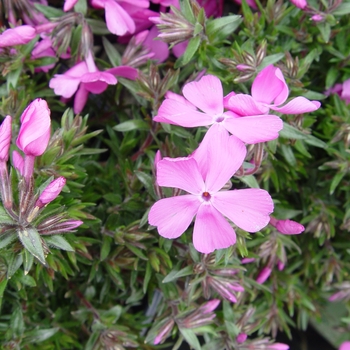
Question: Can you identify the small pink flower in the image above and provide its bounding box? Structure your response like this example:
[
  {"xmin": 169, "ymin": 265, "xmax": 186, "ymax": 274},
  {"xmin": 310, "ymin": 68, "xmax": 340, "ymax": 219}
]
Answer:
[
  {"xmin": 256, "ymin": 267, "xmax": 272, "ymax": 284},
  {"xmin": 269, "ymin": 343, "xmax": 290, "ymax": 350},
  {"xmin": 36, "ymin": 177, "xmax": 66, "ymax": 208},
  {"xmin": 0, "ymin": 116, "xmax": 12, "ymax": 162},
  {"xmin": 31, "ymin": 37, "xmax": 56, "ymax": 73},
  {"xmin": 49, "ymin": 52, "xmax": 137, "ymax": 113},
  {"xmin": 148, "ymin": 127, "xmax": 274, "ymax": 253},
  {"xmin": 225, "ymin": 65, "xmax": 321, "ymax": 115},
  {"xmin": 339, "ymin": 341, "xmax": 350, "ymax": 350},
  {"xmin": 154, "ymin": 74, "xmax": 283, "ymax": 144},
  {"xmin": 289, "ymin": 0, "xmax": 307, "ymax": 9},
  {"xmin": 236, "ymin": 333, "xmax": 247, "ymax": 344},
  {"xmin": 16, "ymin": 99, "xmax": 51, "ymax": 157},
  {"xmin": 269, "ymin": 217, "xmax": 304, "ymax": 235},
  {"xmin": 0, "ymin": 25, "xmax": 37, "ymax": 48},
  {"xmin": 311, "ymin": 14, "xmax": 323, "ymax": 22}
]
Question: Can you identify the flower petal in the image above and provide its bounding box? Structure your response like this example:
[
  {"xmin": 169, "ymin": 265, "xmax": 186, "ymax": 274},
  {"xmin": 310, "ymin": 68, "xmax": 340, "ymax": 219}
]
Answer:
[
  {"xmin": 149, "ymin": 195, "xmax": 200, "ymax": 239},
  {"xmin": 212, "ymin": 189, "xmax": 273, "ymax": 232},
  {"xmin": 223, "ymin": 113, "xmax": 283, "ymax": 143},
  {"xmin": 49, "ymin": 75, "xmax": 81, "ymax": 98},
  {"xmin": 226, "ymin": 94, "xmax": 268, "ymax": 116},
  {"xmin": 107, "ymin": 66, "xmax": 138, "ymax": 80},
  {"xmin": 157, "ymin": 157, "xmax": 205, "ymax": 194},
  {"xmin": 270, "ymin": 97, "xmax": 321, "ymax": 114},
  {"xmin": 252, "ymin": 65, "xmax": 289, "ymax": 105},
  {"xmin": 74, "ymin": 84, "xmax": 89, "ymax": 114},
  {"xmin": 193, "ymin": 204, "xmax": 236, "ymax": 253},
  {"xmin": 105, "ymin": 0, "xmax": 135, "ymax": 36},
  {"xmin": 182, "ymin": 75, "xmax": 224, "ymax": 115},
  {"xmin": 154, "ymin": 98, "xmax": 213, "ymax": 126},
  {"xmin": 192, "ymin": 124, "xmax": 246, "ymax": 192}
]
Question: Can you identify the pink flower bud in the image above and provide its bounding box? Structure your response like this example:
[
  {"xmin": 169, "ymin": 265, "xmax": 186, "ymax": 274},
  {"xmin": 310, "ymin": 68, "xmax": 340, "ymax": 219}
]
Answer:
[
  {"xmin": 0, "ymin": 25, "xmax": 37, "ymax": 48},
  {"xmin": 16, "ymin": 99, "xmax": 51, "ymax": 156},
  {"xmin": 289, "ymin": 0, "xmax": 307, "ymax": 9},
  {"xmin": 0, "ymin": 116, "xmax": 12, "ymax": 162},
  {"xmin": 339, "ymin": 341, "xmax": 350, "ymax": 350},
  {"xmin": 277, "ymin": 260, "xmax": 285, "ymax": 271},
  {"xmin": 236, "ymin": 333, "xmax": 247, "ymax": 343},
  {"xmin": 241, "ymin": 257, "xmax": 256, "ymax": 264},
  {"xmin": 268, "ymin": 343, "xmax": 290, "ymax": 350},
  {"xmin": 311, "ymin": 14, "xmax": 323, "ymax": 22},
  {"xmin": 270, "ymin": 217, "xmax": 304, "ymax": 235},
  {"xmin": 256, "ymin": 267, "xmax": 272, "ymax": 284},
  {"xmin": 154, "ymin": 318, "xmax": 175, "ymax": 345},
  {"xmin": 199, "ymin": 299, "xmax": 220, "ymax": 314},
  {"xmin": 36, "ymin": 177, "xmax": 66, "ymax": 208},
  {"xmin": 12, "ymin": 150, "xmax": 24, "ymax": 176}
]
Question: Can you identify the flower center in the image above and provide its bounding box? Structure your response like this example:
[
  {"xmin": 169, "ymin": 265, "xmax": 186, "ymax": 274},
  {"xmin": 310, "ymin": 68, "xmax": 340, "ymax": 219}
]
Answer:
[
  {"xmin": 202, "ymin": 192, "xmax": 211, "ymax": 201},
  {"xmin": 215, "ymin": 115, "xmax": 224, "ymax": 123}
]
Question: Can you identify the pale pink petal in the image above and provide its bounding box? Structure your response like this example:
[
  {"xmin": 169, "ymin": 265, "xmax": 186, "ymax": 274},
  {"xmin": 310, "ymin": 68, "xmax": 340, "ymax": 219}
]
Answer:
[
  {"xmin": 341, "ymin": 78, "xmax": 350, "ymax": 103},
  {"xmin": 0, "ymin": 25, "xmax": 37, "ymax": 48},
  {"xmin": 182, "ymin": 75, "xmax": 224, "ymax": 115},
  {"xmin": 149, "ymin": 195, "xmax": 201, "ymax": 239},
  {"xmin": 64, "ymin": 61, "xmax": 88, "ymax": 78},
  {"xmin": 154, "ymin": 99, "xmax": 213, "ymax": 126},
  {"xmin": 74, "ymin": 84, "xmax": 89, "ymax": 114},
  {"xmin": 143, "ymin": 25, "xmax": 169, "ymax": 63},
  {"xmin": 200, "ymin": 126, "xmax": 246, "ymax": 192},
  {"xmin": 49, "ymin": 75, "xmax": 81, "ymax": 98},
  {"xmin": 107, "ymin": 66, "xmax": 138, "ymax": 80},
  {"xmin": 12, "ymin": 150, "xmax": 24, "ymax": 175},
  {"xmin": 81, "ymin": 71, "xmax": 117, "ymax": 85},
  {"xmin": 223, "ymin": 91, "xmax": 236, "ymax": 109},
  {"xmin": 252, "ymin": 65, "xmax": 289, "ymax": 106},
  {"xmin": 223, "ymin": 113, "xmax": 283, "ymax": 143},
  {"xmin": 270, "ymin": 97, "xmax": 321, "ymax": 114},
  {"xmin": 256, "ymin": 267, "xmax": 272, "ymax": 284},
  {"xmin": 156, "ymin": 157, "xmax": 205, "ymax": 194},
  {"xmin": 63, "ymin": 0, "xmax": 79, "ymax": 11},
  {"xmin": 105, "ymin": 0, "xmax": 135, "ymax": 36},
  {"xmin": 165, "ymin": 91, "xmax": 196, "ymax": 109},
  {"xmin": 193, "ymin": 204, "xmax": 236, "ymax": 253},
  {"xmin": 172, "ymin": 41, "xmax": 188, "ymax": 58},
  {"xmin": 212, "ymin": 189, "xmax": 273, "ymax": 232},
  {"xmin": 339, "ymin": 342, "xmax": 350, "ymax": 350},
  {"xmin": 226, "ymin": 94, "xmax": 268, "ymax": 115},
  {"xmin": 289, "ymin": 0, "xmax": 307, "ymax": 9}
]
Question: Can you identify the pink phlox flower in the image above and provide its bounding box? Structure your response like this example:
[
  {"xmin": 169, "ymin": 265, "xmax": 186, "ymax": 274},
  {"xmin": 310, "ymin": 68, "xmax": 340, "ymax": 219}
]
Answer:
[
  {"xmin": 327, "ymin": 78, "xmax": 350, "ymax": 104},
  {"xmin": 289, "ymin": 0, "xmax": 307, "ymax": 9},
  {"xmin": 36, "ymin": 177, "xmax": 66, "ymax": 208},
  {"xmin": 91, "ymin": 0, "xmax": 149, "ymax": 36},
  {"xmin": 64, "ymin": 0, "xmax": 79, "ymax": 11},
  {"xmin": 31, "ymin": 37, "xmax": 56, "ymax": 72},
  {"xmin": 269, "ymin": 216, "xmax": 305, "ymax": 234},
  {"xmin": 225, "ymin": 65, "xmax": 321, "ymax": 115},
  {"xmin": 236, "ymin": 333, "xmax": 248, "ymax": 344},
  {"xmin": 148, "ymin": 126, "xmax": 274, "ymax": 253},
  {"xmin": 154, "ymin": 74, "xmax": 283, "ymax": 144},
  {"xmin": 0, "ymin": 25, "xmax": 37, "ymax": 48},
  {"xmin": 339, "ymin": 341, "xmax": 350, "ymax": 350},
  {"xmin": 269, "ymin": 343, "xmax": 290, "ymax": 350},
  {"xmin": 49, "ymin": 52, "xmax": 137, "ymax": 113}
]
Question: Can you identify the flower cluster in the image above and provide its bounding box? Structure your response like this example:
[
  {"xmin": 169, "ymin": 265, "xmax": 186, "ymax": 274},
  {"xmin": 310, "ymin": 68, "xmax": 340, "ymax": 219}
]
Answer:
[
  {"xmin": 0, "ymin": 99, "xmax": 82, "ymax": 267},
  {"xmin": 149, "ymin": 65, "xmax": 319, "ymax": 253}
]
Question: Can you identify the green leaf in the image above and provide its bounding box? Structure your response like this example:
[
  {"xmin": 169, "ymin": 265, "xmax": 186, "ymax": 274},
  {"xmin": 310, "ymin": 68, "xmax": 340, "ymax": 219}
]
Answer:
[
  {"xmin": 102, "ymin": 37, "xmax": 121, "ymax": 67},
  {"xmin": 259, "ymin": 53, "xmax": 285, "ymax": 69},
  {"xmin": 7, "ymin": 64, "xmax": 23, "ymax": 90},
  {"xmin": 332, "ymin": 3, "xmax": 350, "ymax": 15},
  {"xmin": 304, "ymin": 134, "xmax": 327, "ymax": 148},
  {"xmin": 44, "ymin": 235, "xmax": 75, "ymax": 252},
  {"xmin": 329, "ymin": 171, "xmax": 346, "ymax": 195},
  {"xmin": 279, "ymin": 123, "xmax": 307, "ymax": 140},
  {"xmin": 143, "ymin": 261, "xmax": 152, "ymax": 294},
  {"xmin": 100, "ymin": 235, "xmax": 112, "ymax": 261},
  {"xmin": 125, "ymin": 243, "xmax": 148, "ymax": 260},
  {"xmin": 179, "ymin": 0, "xmax": 195, "ymax": 22},
  {"xmin": 0, "ymin": 232, "xmax": 17, "ymax": 250},
  {"xmin": 162, "ymin": 265, "xmax": 193, "ymax": 283},
  {"xmin": 317, "ymin": 22, "xmax": 331, "ymax": 43},
  {"xmin": 0, "ymin": 279, "xmax": 8, "ymax": 310},
  {"xmin": 24, "ymin": 328, "xmax": 59, "ymax": 344},
  {"xmin": 113, "ymin": 120, "xmax": 149, "ymax": 132},
  {"xmin": 34, "ymin": 3, "xmax": 64, "ymax": 17},
  {"xmin": 179, "ymin": 328, "xmax": 201, "ymax": 350},
  {"xmin": 23, "ymin": 249, "xmax": 34, "ymax": 275},
  {"xmin": 18, "ymin": 228, "xmax": 46, "ymax": 265},
  {"xmin": 280, "ymin": 144, "xmax": 297, "ymax": 167},
  {"xmin": 7, "ymin": 253, "xmax": 23, "ymax": 279},
  {"xmin": 239, "ymin": 175, "xmax": 260, "ymax": 188},
  {"xmin": 74, "ymin": 0, "xmax": 87, "ymax": 14},
  {"xmin": 206, "ymin": 15, "xmax": 242, "ymax": 41},
  {"xmin": 174, "ymin": 36, "xmax": 201, "ymax": 68}
]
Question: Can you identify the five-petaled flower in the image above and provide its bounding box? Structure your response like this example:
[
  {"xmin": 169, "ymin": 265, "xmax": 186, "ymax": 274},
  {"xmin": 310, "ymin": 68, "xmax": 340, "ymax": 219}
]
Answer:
[{"xmin": 148, "ymin": 126, "xmax": 274, "ymax": 253}]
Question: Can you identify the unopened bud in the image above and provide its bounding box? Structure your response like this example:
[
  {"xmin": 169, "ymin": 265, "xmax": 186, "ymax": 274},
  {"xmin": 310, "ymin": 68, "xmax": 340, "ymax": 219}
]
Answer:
[{"xmin": 36, "ymin": 177, "xmax": 66, "ymax": 208}]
